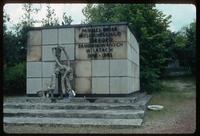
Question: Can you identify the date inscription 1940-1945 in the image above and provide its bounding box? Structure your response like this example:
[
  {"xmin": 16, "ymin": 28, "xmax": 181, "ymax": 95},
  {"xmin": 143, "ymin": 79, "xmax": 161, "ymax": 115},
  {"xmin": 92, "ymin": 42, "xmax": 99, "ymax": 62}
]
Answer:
[{"xmin": 78, "ymin": 26, "xmax": 124, "ymax": 59}]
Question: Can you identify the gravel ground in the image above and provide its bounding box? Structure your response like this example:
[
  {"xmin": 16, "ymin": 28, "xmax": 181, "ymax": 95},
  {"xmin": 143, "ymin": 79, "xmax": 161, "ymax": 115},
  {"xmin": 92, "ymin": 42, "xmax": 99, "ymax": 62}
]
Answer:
[{"xmin": 4, "ymin": 77, "xmax": 196, "ymax": 134}]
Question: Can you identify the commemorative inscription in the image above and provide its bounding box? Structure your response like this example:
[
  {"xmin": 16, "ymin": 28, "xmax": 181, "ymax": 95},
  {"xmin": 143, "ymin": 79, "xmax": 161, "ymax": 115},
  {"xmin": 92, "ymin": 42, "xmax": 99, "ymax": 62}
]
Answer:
[{"xmin": 78, "ymin": 26, "xmax": 124, "ymax": 59}]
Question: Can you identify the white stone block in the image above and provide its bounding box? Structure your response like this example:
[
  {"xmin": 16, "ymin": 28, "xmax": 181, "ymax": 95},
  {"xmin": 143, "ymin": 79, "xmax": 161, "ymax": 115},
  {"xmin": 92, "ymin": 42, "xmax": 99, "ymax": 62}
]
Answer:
[
  {"xmin": 110, "ymin": 77, "xmax": 129, "ymax": 94},
  {"xmin": 131, "ymin": 62, "xmax": 135, "ymax": 77},
  {"xmin": 60, "ymin": 44, "xmax": 75, "ymax": 60},
  {"xmin": 42, "ymin": 78, "xmax": 51, "ymax": 89},
  {"xmin": 134, "ymin": 78, "xmax": 140, "ymax": 91},
  {"xmin": 42, "ymin": 29, "xmax": 57, "ymax": 45},
  {"xmin": 42, "ymin": 62, "xmax": 56, "ymax": 78},
  {"xmin": 75, "ymin": 27, "xmax": 91, "ymax": 43},
  {"xmin": 27, "ymin": 45, "xmax": 42, "ymax": 61},
  {"xmin": 127, "ymin": 60, "xmax": 132, "ymax": 77},
  {"xmin": 75, "ymin": 45, "xmax": 89, "ymax": 60},
  {"xmin": 111, "ymin": 25, "xmax": 127, "ymax": 42},
  {"xmin": 92, "ymin": 60, "xmax": 109, "ymax": 76},
  {"xmin": 27, "ymin": 78, "xmax": 42, "ymax": 94},
  {"xmin": 58, "ymin": 28, "xmax": 74, "ymax": 44},
  {"xmin": 129, "ymin": 77, "xmax": 134, "ymax": 93},
  {"xmin": 27, "ymin": 30, "xmax": 41, "ymax": 45},
  {"xmin": 134, "ymin": 64, "xmax": 140, "ymax": 78},
  {"xmin": 92, "ymin": 77, "xmax": 109, "ymax": 94},
  {"xmin": 127, "ymin": 44, "xmax": 132, "ymax": 60},
  {"xmin": 129, "ymin": 48, "xmax": 133, "ymax": 63},
  {"xmin": 110, "ymin": 59, "xmax": 128, "ymax": 76},
  {"xmin": 42, "ymin": 45, "xmax": 57, "ymax": 61},
  {"xmin": 111, "ymin": 42, "xmax": 127, "ymax": 59},
  {"xmin": 75, "ymin": 61, "xmax": 91, "ymax": 77},
  {"xmin": 75, "ymin": 78, "xmax": 91, "ymax": 94},
  {"xmin": 27, "ymin": 62, "xmax": 42, "ymax": 77}
]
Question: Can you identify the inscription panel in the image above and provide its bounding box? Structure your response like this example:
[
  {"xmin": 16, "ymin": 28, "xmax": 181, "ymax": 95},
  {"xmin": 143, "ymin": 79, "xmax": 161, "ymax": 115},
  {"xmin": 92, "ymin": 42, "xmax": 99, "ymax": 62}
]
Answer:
[{"xmin": 75, "ymin": 25, "xmax": 127, "ymax": 60}]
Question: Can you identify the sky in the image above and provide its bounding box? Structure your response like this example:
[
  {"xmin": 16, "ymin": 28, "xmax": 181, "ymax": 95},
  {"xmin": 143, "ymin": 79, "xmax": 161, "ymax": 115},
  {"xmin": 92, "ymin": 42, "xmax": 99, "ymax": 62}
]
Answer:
[{"xmin": 3, "ymin": 4, "xmax": 196, "ymax": 32}]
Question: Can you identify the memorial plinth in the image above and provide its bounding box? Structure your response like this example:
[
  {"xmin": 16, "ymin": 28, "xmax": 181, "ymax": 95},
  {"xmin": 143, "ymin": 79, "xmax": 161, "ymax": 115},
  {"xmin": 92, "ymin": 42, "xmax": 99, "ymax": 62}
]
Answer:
[{"xmin": 26, "ymin": 22, "xmax": 140, "ymax": 95}]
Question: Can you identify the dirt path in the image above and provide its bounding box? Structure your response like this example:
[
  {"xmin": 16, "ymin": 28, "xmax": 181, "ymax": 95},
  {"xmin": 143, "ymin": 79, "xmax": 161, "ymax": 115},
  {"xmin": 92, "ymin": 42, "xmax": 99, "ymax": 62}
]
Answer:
[{"xmin": 4, "ymin": 77, "xmax": 196, "ymax": 134}]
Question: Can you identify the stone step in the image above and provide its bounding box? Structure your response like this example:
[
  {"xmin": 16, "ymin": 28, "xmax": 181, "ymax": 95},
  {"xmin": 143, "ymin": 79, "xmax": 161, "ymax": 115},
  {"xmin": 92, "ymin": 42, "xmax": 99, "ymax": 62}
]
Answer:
[
  {"xmin": 4, "ymin": 102, "xmax": 146, "ymax": 110},
  {"xmin": 4, "ymin": 117, "xmax": 143, "ymax": 127},
  {"xmin": 4, "ymin": 109, "xmax": 144, "ymax": 119},
  {"xmin": 4, "ymin": 96, "xmax": 139, "ymax": 104}
]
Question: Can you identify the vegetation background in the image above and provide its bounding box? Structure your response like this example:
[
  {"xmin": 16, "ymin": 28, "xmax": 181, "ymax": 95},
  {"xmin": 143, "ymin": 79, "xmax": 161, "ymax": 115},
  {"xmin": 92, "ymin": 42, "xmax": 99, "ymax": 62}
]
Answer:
[{"xmin": 3, "ymin": 4, "xmax": 196, "ymax": 95}]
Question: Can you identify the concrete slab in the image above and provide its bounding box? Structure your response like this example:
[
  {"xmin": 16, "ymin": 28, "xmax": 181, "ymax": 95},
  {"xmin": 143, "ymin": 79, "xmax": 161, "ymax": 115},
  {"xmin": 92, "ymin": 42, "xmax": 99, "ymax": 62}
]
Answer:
[
  {"xmin": 27, "ymin": 62, "xmax": 42, "ymax": 77},
  {"xmin": 58, "ymin": 28, "xmax": 74, "ymax": 44},
  {"xmin": 111, "ymin": 42, "xmax": 127, "ymax": 59},
  {"xmin": 42, "ymin": 77, "xmax": 52, "ymax": 89},
  {"xmin": 4, "ymin": 117, "xmax": 143, "ymax": 127},
  {"xmin": 27, "ymin": 30, "xmax": 41, "ymax": 45},
  {"xmin": 92, "ymin": 60, "xmax": 109, "ymax": 76},
  {"xmin": 75, "ymin": 26, "xmax": 92, "ymax": 43},
  {"xmin": 75, "ymin": 44, "xmax": 89, "ymax": 60},
  {"xmin": 75, "ymin": 61, "xmax": 91, "ymax": 77},
  {"xmin": 110, "ymin": 60, "xmax": 128, "ymax": 76},
  {"xmin": 75, "ymin": 78, "xmax": 91, "ymax": 94},
  {"xmin": 42, "ymin": 29, "xmax": 58, "ymax": 45},
  {"xmin": 110, "ymin": 77, "xmax": 129, "ymax": 94},
  {"xmin": 60, "ymin": 44, "xmax": 75, "ymax": 60},
  {"xmin": 27, "ymin": 45, "xmax": 42, "ymax": 62},
  {"xmin": 42, "ymin": 62, "xmax": 55, "ymax": 78},
  {"xmin": 4, "ymin": 109, "xmax": 144, "ymax": 119},
  {"xmin": 27, "ymin": 78, "xmax": 42, "ymax": 94},
  {"xmin": 92, "ymin": 77, "xmax": 109, "ymax": 94},
  {"xmin": 42, "ymin": 45, "xmax": 57, "ymax": 61}
]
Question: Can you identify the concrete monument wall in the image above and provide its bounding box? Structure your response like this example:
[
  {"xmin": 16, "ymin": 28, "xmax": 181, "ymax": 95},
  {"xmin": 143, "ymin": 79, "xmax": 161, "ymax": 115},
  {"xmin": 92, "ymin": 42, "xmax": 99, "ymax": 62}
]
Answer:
[{"xmin": 26, "ymin": 23, "xmax": 140, "ymax": 95}]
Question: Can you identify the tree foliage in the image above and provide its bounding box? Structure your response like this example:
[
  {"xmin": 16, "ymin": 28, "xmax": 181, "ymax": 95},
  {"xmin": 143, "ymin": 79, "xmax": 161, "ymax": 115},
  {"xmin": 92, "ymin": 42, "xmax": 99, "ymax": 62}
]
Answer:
[
  {"xmin": 4, "ymin": 4, "xmax": 40, "ymax": 95},
  {"xmin": 42, "ymin": 5, "xmax": 59, "ymax": 26},
  {"xmin": 173, "ymin": 21, "xmax": 196, "ymax": 73},
  {"xmin": 62, "ymin": 12, "xmax": 73, "ymax": 25},
  {"xmin": 83, "ymin": 4, "xmax": 173, "ymax": 92}
]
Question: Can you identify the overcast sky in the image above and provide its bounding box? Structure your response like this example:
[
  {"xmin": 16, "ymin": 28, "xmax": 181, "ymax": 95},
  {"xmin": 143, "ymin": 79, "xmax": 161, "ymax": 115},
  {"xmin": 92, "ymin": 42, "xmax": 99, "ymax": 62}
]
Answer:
[{"xmin": 4, "ymin": 4, "xmax": 196, "ymax": 32}]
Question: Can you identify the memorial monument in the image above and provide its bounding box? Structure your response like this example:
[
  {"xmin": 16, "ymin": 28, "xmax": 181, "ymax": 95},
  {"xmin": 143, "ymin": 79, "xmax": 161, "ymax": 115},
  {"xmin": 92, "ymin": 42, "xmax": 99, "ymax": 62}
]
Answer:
[{"xmin": 26, "ymin": 22, "xmax": 140, "ymax": 96}]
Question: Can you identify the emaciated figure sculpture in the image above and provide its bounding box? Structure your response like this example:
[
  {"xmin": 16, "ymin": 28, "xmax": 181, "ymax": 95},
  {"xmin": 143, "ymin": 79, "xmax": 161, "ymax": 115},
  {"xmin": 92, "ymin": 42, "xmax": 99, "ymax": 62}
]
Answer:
[{"xmin": 37, "ymin": 45, "xmax": 75, "ymax": 102}]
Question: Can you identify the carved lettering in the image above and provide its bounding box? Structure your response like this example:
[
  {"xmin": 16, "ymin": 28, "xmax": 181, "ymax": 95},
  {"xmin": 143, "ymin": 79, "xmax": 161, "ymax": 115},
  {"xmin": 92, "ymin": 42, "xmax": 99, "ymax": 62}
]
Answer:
[{"xmin": 78, "ymin": 26, "xmax": 124, "ymax": 59}]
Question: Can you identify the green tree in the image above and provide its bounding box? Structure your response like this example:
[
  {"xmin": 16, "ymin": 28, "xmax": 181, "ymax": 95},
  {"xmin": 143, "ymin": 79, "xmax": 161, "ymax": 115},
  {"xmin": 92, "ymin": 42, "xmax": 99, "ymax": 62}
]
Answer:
[
  {"xmin": 3, "ymin": 11, "xmax": 18, "ymax": 67},
  {"xmin": 173, "ymin": 21, "xmax": 196, "ymax": 74},
  {"xmin": 42, "ymin": 5, "xmax": 59, "ymax": 26},
  {"xmin": 83, "ymin": 4, "xmax": 173, "ymax": 92},
  {"xmin": 62, "ymin": 12, "xmax": 73, "ymax": 25},
  {"xmin": 4, "ymin": 4, "xmax": 40, "ymax": 95},
  {"xmin": 13, "ymin": 4, "xmax": 40, "ymax": 63}
]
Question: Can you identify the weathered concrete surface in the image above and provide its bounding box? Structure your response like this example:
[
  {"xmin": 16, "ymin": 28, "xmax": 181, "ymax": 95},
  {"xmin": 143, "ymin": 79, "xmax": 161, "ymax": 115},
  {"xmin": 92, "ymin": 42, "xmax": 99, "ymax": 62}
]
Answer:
[
  {"xmin": 4, "ymin": 102, "xmax": 145, "ymax": 110},
  {"xmin": 58, "ymin": 28, "xmax": 74, "ymax": 44},
  {"xmin": 27, "ymin": 62, "xmax": 42, "ymax": 77},
  {"xmin": 4, "ymin": 109, "xmax": 144, "ymax": 119},
  {"xmin": 110, "ymin": 77, "xmax": 129, "ymax": 94},
  {"xmin": 27, "ymin": 23, "xmax": 140, "ymax": 95},
  {"xmin": 4, "ymin": 92, "xmax": 151, "ymax": 128},
  {"xmin": 26, "ymin": 78, "xmax": 42, "ymax": 94},
  {"xmin": 75, "ymin": 78, "xmax": 91, "ymax": 94},
  {"xmin": 27, "ymin": 30, "xmax": 41, "ymax": 46},
  {"xmin": 92, "ymin": 60, "xmax": 109, "ymax": 77},
  {"xmin": 92, "ymin": 77, "xmax": 109, "ymax": 94},
  {"xmin": 42, "ymin": 45, "xmax": 57, "ymax": 61},
  {"xmin": 109, "ymin": 60, "xmax": 129, "ymax": 76},
  {"xmin": 42, "ymin": 29, "xmax": 57, "ymax": 45},
  {"xmin": 27, "ymin": 45, "xmax": 42, "ymax": 61},
  {"xmin": 75, "ymin": 61, "xmax": 91, "ymax": 77},
  {"xmin": 42, "ymin": 62, "xmax": 55, "ymax": 78},
  {"xmin": 4, "ymin": 117, "xmax": 143, "ymax": 127}
]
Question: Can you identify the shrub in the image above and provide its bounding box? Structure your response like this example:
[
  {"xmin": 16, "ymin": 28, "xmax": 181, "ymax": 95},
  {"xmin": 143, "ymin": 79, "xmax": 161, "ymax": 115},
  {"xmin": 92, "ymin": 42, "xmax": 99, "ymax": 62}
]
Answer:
[
  {"xmin": 140, "ymin": 68, "xmax": 162, "ymax": 93},
  {"xmin": 4, "ymin": 62, "xmax": 26, "ymax": 95}
]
